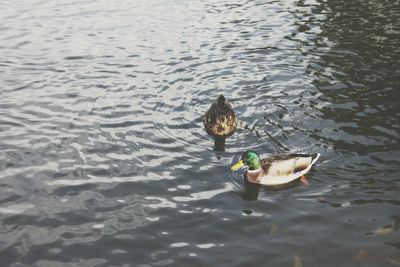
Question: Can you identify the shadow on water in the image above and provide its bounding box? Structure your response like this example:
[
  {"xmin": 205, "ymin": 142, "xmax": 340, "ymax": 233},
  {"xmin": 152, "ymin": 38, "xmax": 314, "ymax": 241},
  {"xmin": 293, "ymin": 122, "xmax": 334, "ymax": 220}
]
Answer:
[
  {"xmin": 311, "ymin": 0, "xmax": 399, "ymax": 128},
  {"xmin": 303, "ymin": 0, "xmax": 400, "ymax": 180},
  {"xmin": 240, "ymin": 178, "xmax": 261, "ymax": 201},
  {"xmin": 294, "ymin": 0, "xmax": 400, "ymax": 263},
  {"xmin": 213, "ymin": 136, "xmax": 226, "ymax": 152}
]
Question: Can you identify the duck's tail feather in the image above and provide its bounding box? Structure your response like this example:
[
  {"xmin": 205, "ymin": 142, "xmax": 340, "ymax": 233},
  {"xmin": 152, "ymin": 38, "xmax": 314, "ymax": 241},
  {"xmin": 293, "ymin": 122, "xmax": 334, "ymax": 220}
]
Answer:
[{"xmin": 311, "ymin": 153, "xmax": 321, "ymax": 165}]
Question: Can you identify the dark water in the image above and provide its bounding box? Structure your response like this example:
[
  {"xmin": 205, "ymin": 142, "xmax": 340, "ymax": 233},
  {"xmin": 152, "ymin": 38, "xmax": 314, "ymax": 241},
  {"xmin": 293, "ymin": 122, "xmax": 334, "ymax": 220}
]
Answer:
[{"xmin": 1, "ymin": 0, "xmax": 399, "ymax": 266}]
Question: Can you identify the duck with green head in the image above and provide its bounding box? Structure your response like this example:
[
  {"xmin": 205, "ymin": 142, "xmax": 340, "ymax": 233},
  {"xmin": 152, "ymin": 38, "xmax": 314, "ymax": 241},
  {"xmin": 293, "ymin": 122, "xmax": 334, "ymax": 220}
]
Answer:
[{"xmin": 231, "ymin": 151, "xmax": 320, "ymax": 186}]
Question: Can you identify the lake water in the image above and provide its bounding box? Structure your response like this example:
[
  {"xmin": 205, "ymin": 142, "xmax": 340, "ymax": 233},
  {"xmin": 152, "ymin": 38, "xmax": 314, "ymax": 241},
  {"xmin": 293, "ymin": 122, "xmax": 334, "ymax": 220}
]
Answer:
[{"xmin": 1, "ymin": 0, "xmax": 399, "ymax": 266}]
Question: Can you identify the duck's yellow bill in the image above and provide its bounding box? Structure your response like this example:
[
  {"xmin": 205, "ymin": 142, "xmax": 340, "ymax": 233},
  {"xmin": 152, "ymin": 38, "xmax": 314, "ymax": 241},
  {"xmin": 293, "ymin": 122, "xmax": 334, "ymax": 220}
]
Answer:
[{"xmin": 231, "ymin": 160, "xmax": 244, "ymax": 171}]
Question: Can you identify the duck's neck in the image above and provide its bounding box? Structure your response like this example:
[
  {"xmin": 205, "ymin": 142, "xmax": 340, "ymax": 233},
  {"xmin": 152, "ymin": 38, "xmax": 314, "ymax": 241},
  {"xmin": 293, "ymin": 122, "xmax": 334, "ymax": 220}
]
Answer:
[{"xmin": 246, "ymin": 168, "xmax": 262, "ymax": 184}]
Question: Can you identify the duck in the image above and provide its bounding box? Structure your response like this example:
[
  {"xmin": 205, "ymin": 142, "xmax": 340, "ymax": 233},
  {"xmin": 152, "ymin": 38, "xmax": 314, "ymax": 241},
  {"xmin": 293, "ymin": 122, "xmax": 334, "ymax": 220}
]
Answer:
[
  {"xmin": 204, "ymin": 94, "xmax": 238, "ymax": 138},
  {"xmin": 231, "ymin": 151, "xmax": 320, "ymax": 186},
  {"xmin": 203, "ymin": 95, "xmax": 238, "ymax": 138},
  {"xmin": 204, "ymin": 95, "xmax": 238, "ymax": 151}
]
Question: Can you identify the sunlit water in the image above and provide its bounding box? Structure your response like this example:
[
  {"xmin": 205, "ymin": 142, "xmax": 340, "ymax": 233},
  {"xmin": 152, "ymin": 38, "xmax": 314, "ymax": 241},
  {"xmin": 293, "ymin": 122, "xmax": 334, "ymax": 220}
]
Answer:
[{"xmin": 1, "ymin": 0, "xmax": 399, "ymax": 266}]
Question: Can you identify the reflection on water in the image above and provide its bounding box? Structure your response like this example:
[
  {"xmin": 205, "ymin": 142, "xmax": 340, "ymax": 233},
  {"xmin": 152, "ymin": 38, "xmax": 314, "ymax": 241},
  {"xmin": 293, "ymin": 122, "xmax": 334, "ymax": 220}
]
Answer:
[{"xmin": 1, "ymin": 0, "xmax": 399, "ymax": 266}]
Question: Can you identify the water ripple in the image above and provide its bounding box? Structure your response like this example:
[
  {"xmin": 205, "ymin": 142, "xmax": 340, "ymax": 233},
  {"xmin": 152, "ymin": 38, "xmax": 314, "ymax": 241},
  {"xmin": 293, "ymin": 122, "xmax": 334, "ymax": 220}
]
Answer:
[{"xmin": 1, "ymin": 0, "xmax": 399, "ymax": 266}]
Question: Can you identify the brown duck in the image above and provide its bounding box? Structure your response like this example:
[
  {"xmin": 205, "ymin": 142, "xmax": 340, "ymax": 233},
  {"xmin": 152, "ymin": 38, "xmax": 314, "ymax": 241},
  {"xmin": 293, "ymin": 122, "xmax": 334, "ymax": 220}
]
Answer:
[{"xmin": 203, "ymin": 94, "xmax": 238, "ymax": 138}]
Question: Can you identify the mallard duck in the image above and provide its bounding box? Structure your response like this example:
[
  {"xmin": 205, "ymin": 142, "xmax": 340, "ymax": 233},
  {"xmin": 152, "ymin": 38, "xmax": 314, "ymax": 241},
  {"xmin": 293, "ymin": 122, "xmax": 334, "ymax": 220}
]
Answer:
[
  {"xmin": 231, "ymin": 151, "xmax": 320, "ymax": 186},
  {"xmin": 203, "ymin": 94, "xmax": 238, "ymax": 138}
]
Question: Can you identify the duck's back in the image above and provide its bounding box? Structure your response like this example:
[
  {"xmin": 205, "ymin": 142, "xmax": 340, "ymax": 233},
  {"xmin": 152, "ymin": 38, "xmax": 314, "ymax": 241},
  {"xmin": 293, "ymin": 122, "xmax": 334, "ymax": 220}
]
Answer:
[
  {"xmin": 203, "ymin": 95, "xmax": 238, "ymax": 137},
  {"xmin": 261, "ymin": 153, "xmax": 319, "ymax": 176}
]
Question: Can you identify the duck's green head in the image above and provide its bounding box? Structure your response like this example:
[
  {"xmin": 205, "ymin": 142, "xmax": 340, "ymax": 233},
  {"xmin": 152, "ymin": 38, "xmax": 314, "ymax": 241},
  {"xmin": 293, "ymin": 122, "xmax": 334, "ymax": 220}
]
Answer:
[{"xmin": 231, "ymin": 151, "xmax": 261, "ymax": 171}]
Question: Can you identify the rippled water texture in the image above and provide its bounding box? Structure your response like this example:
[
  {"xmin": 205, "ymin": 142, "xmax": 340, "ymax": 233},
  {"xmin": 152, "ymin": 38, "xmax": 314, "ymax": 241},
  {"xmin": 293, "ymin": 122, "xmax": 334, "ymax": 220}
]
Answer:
[{"xmin": 1, "ymin": 0, "xmax": 399, "ymax": 266}]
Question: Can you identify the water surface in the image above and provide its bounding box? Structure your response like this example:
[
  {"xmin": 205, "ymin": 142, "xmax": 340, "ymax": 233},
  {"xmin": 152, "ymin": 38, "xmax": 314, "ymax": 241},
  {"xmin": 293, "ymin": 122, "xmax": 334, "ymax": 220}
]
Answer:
[{"xmin": 1, "ymin": 0, "xmax": 399, "ymax": 266}]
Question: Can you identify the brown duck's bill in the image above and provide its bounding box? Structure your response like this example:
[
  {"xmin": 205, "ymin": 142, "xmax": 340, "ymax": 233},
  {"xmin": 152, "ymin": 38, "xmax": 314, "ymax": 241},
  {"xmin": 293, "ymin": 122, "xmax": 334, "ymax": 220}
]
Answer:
[{"xmin": 231, "ymin": 160, "xmax": 244, "ymax": 171}]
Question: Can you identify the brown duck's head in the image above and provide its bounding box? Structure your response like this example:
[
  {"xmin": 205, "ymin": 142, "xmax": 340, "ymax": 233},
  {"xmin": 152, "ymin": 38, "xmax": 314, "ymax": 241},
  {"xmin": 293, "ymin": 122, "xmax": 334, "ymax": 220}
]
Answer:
[
  {"xmin": 215, "ymin": 94, "xmax": 233, "ymax": 111},
  {"xmin": 217, "ymin": 94, "xmax": 226, "ymax": 105}
]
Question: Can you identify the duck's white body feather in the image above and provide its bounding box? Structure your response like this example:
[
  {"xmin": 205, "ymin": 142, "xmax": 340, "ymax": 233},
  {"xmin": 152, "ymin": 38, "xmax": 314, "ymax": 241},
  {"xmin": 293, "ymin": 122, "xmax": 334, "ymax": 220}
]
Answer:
[{"xmin": 247, "ymin": 153, "xmax": 320, "ymax": 186}]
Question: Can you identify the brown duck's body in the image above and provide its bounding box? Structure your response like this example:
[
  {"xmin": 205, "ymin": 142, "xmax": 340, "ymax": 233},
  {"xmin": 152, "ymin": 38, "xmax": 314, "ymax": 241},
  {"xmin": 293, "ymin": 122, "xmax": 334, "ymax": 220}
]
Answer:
[{"xmin": 203, "ymin": 95, "xmax": 238, "ymax": 138}]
